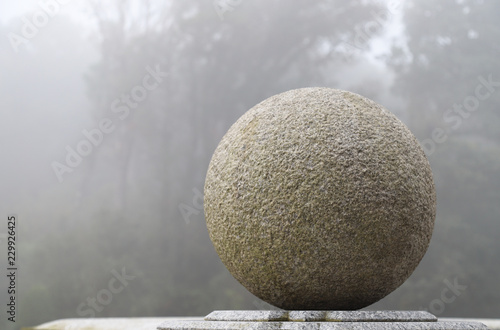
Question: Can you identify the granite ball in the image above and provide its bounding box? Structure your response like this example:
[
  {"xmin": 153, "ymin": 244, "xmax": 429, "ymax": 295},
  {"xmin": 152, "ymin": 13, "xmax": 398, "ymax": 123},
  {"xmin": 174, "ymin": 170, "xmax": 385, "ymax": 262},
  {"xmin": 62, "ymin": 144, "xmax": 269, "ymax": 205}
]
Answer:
[{"xmin": 204, "ymin": 87, "xmax": 436, "ymax": 310}]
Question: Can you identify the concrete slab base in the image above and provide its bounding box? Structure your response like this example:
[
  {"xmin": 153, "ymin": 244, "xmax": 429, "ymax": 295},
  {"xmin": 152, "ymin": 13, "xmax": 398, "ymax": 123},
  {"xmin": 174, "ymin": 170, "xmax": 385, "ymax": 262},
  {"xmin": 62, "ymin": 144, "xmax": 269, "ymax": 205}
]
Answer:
[{"xmin": 157, "ymin": 311, "xmax": 488, "ymax": 330}]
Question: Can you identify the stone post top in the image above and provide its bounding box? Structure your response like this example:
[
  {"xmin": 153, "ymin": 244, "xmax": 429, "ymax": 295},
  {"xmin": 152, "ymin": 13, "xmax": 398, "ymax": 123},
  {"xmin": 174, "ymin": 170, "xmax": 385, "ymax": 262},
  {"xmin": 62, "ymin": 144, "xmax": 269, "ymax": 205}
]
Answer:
[
  {"xmin": 31, "ymin": 316, "xmax": 500, "ymax": 330},
  {"xmin": 204, "ymin": 310, "xmax": 438, "ymax": 322},
  {"xmin": 158, "ymin": 311, "xmax": 491, "ymax": 330}
]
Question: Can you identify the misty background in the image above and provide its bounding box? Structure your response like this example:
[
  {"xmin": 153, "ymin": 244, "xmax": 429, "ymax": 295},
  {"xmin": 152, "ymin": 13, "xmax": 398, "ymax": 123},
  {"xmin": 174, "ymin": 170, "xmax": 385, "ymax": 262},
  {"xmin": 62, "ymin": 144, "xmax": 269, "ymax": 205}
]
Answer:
[{"xmin": 0, "ymin": 0, "xmax": 499, "ymax": 329}]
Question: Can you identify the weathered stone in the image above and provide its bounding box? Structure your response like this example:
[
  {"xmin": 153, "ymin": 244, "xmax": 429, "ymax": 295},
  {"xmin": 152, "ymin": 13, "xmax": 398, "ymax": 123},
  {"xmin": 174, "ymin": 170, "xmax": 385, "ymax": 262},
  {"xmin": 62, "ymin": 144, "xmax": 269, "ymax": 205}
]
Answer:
[
  {"xmin": 158, "ymin": 320, "xmax": 487, "ymax": 330},
  {"xmin": 325, "ymin": 310, "xmax": 437, "ymax": 322},
  {"xmin": 204, "ymin": 87, "xmax": 436, "ymax": 310},
  {"xmin": 203, "ymin": 310, "xmax": 437, "ymax": 323},
  {"xmin": 288, "ymin": 311, "xmax": 326, "ymax": 322},
  {"xmin": 30, "ymin": 316, "xmax": 494, "ymax": 330},
  {"xmin": 205, "ymin": 310, "xmax": 288, "ymax": 322}
]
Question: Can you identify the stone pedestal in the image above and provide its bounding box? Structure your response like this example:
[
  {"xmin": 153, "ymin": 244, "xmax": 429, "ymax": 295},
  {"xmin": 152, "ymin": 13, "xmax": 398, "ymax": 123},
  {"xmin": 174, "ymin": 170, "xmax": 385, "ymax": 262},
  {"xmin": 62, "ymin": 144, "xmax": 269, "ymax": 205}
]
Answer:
[{"xmin": 157, "ymin": 310, "xmax": 488, "ymax": 329}]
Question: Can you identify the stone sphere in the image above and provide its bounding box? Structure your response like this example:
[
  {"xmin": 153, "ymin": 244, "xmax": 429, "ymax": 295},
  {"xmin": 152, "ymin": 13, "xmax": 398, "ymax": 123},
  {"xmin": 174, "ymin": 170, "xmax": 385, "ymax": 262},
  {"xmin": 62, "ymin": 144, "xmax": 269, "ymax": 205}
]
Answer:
[{"xmin": 204, "ymin": 88, "xmax": 436, "ymax": 310}]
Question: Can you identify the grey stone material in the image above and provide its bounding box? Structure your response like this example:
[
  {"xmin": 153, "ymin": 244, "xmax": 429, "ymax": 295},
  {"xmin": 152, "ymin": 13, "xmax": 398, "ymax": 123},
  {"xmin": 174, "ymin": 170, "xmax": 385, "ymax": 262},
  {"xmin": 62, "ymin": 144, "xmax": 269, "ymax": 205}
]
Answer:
[
  {"xmin": 289, "ymin": 311, "xmax": 328, "ymax": 322},
  {"xmin": 203, "ymin": 310, "xmax": 438, "ymax": 323},
  {"xmin": 204, "ymin": 87, "xmax": 436, "ymax": 310},
  {"xmin": 325, "ymin": 310, "xmax": 438, "ymax": 322},
  {"xmin": 205, "ymin": 310, "xmax": 288, "ymax": 321},
  {"xmin": 158, "ymin": 320, "xmax": 487, "ymax": 329},
  {"xmin": 29, "ymin": 317, "xmax": 496, "ymax": 330},
  {"xmin": 440, "ymin": 318, "xmax": 500, "ymax": 330}
]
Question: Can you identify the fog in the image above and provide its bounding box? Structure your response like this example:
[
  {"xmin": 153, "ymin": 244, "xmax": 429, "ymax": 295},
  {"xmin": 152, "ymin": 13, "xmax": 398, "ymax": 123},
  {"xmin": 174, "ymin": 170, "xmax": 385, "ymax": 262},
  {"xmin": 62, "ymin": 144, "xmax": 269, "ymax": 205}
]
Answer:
[{"xmin": 1, "ymin": 1, "xmax": 499, "ymax": 329}]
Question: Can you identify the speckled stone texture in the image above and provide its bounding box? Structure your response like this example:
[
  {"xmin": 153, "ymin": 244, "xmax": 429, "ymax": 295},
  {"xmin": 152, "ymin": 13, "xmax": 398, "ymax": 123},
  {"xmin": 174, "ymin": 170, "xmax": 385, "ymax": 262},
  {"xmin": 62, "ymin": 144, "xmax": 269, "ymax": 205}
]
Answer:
[
  {"xmin": 159, "ymin": 311, "xmax": 488, "ymax": 330},
  {"xmin": 160, "ymin": 312, "xmax": 487, "ymax": 330},
  {"xmin": 204, "ymin": 88, "xmax": 436, "ymax": 310},
  {"xmin": 204, "ymin": 310, "xmax": 437, "ymax": 322},
  {"xmin": 205, "ymin": 310, "xmax": 288, "ymax": 322},
  {"xmin": 158, "ymin": 320, "xmax": 488, "ymax": 330}
]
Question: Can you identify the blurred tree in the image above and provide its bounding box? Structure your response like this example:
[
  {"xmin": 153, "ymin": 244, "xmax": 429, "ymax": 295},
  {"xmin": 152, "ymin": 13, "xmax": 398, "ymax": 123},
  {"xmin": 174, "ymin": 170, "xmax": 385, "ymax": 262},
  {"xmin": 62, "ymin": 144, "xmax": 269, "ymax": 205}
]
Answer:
[
  {"xmin": 80, "ymin": 0, "xmax": 387, "ymax": 318},
  {"xmin": 12, "ymin": 0, "xmax": 500, "ymax": 327},
  {"xmin": 373, "ymin": 0, "xmax": 500, "ymax": 317}
]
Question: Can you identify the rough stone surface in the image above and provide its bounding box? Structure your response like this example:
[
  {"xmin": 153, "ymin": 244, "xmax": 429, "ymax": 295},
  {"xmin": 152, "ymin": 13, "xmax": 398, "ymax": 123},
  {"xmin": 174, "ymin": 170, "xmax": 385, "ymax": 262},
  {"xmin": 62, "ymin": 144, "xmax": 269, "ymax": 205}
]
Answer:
[
  {"xmin": 29, "ymin": 316, "xmax": 496, "ymax": 330},
  {"xmin": 29, "ymin": 317, "xmax": 495, "ymax": 330},
  {"xmin": 203, "ymin": 310, "xmax": 437, "ymax": 323},
  {"xmin": 324, "ymin": 311, "xmax": 437, "ymax": 322},
  {"xmin": 158, "ymin": 320, "xmax": 487, "ymax": 330},
  {"xmin": 205, "ymin": 310, "xmax": 288, "ymax": 322},
  {"xmin": 289, "ymin": 311, "xmax": 327, "ymax": 322},
  {"xmin": 204, "ymin": 88, "xmax": 436, "ymax": 310}
]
